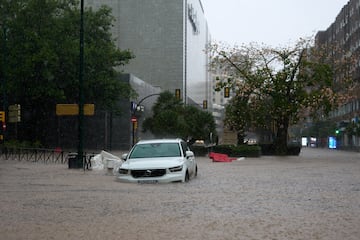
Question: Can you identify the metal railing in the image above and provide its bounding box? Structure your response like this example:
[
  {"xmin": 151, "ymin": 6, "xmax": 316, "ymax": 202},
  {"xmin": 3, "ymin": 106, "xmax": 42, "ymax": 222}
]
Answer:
[{"xmin": 0, "ymin": 147, "xmax": 95, "ymax": 169}]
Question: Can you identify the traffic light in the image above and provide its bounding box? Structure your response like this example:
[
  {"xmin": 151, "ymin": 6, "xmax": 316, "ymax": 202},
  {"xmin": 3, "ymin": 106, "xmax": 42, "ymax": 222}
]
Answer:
[
  {"xmin": 224, "ymin": 87, "xmax": 230, "ymax": 98},
  {"xmin": 0, "ymin": 111, "xmax": 5, "ymax": 122},
  {"xmin": 175, "ymin": 89, "xmax": 181, "ymax": 99},
  {"xmin": 203, "ymin": 100, "xmax": 207, "ymax": 109},
  {"xmin": 335, "ymin": 129, "xmax": 340, "ymax": 135}
]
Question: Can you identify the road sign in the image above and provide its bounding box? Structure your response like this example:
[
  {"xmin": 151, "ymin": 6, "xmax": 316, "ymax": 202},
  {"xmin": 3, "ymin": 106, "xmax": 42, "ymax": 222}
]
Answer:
[
  {"xmin": 56, "ymin": 104, "xmax": 95, "ymax": 116},
  {"xmin": 131, "ymin": 116, "xmax": 137, "ymax": 122}
]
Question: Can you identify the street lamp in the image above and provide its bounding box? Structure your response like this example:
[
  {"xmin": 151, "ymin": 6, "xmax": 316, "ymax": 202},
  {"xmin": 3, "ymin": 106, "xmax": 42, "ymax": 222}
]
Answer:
[
  {"xmin": 1, "ymin": 22, "xmax": 8, "ymax": 143},
  {"xmin": 130, "ymin": 93, "xmax": 161, "ymax": 146}
]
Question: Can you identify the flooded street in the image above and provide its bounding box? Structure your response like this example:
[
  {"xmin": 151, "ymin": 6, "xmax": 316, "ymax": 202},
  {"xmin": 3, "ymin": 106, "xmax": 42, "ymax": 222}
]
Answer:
[{"xmin": 1, "ymin": 148, "xmax": 360, "ymax": 240}]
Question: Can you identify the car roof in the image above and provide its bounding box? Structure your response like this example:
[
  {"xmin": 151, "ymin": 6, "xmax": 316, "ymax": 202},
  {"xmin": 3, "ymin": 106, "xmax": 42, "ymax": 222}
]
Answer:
[{"xmin": 136, "ymin": 139, "xmax": 184, "ymax": 145}]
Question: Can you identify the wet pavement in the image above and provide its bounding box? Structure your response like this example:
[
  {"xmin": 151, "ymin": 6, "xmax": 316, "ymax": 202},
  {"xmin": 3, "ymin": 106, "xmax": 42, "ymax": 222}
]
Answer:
[{"xmin": 0, "ymin": 147, "xmax": 360, "ymax": 240}]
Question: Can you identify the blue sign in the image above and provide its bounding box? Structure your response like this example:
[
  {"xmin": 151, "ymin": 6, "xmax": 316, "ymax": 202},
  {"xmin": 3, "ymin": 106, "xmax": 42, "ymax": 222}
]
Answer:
[{"xmin": 328, "ymin": 137, "xmax": 337, "ymax": 149}]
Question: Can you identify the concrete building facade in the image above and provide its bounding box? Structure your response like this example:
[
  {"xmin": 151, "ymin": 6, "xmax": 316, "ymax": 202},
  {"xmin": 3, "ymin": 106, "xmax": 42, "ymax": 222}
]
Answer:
[
  {"xmin": 87, "ymin": 0, "xmax": 211, "ymax": 106},
  {"xmin": 80, "ymin": 0, "xmax": 212, "ymax": 149},
  {"xmin": 315, "ymin": 0, "xmax": 360, "ymax": 150}
]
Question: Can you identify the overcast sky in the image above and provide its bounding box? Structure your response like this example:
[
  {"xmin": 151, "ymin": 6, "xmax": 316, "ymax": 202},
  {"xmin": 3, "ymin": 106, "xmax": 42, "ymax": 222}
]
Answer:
[{"xmin": 201, "ymin": 0, "xmax": 350, "ymax": 47}]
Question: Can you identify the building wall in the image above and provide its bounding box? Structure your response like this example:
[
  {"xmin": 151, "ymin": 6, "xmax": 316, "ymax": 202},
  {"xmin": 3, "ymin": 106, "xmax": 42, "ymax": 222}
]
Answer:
[
  {"xmin": 185, "ymin": 0, "xmax": 211, "ymax": 105},
  {"xmin": 315, "ymin": 0, "xmax": 360, "ymax": 149},
  {"xmin": 316, "ymin": 0, "xmax": 360, "ymax": 82},
  {"xmin": 315, "ymin": 0, "xmax": 360, "ymax": 119},
  {"xmin": 82, "ymin": 0, "xmax": 212, "ymax": 148},
  {"xmin": 86, "ymin": 0, "xmax": 211, "ymax": 107}
]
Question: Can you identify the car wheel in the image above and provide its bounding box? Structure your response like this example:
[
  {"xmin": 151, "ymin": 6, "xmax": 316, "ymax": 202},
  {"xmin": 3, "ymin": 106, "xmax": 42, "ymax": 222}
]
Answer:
[{"xmin": 184, "ymin": 171, "xmax": 190, "ymax": 182}]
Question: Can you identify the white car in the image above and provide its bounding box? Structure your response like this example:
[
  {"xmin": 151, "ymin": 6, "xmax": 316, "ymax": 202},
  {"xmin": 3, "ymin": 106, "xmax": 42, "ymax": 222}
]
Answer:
[{"xmin": 117, "ymin": 139, "xmax": 197, "ymax": 183}]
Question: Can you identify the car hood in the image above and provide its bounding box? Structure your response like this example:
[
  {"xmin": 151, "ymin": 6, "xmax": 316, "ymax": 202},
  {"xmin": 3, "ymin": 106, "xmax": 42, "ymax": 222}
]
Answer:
[{"xmin": 121, "ymin": 157, "xmax": 184, "ymax": 170}]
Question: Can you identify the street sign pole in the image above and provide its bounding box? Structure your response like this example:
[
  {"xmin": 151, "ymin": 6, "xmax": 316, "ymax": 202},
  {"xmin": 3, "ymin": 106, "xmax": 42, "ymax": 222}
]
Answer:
[{"xmin": 131, "ymin": 117, "xmax": 137, "ymax": 146}]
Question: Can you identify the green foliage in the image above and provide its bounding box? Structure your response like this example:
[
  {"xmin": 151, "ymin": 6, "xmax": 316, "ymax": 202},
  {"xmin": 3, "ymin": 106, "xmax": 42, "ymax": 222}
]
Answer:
[
  {"xmin": 183, "ymin": 105, "xmax": 216, "ymax": 141},
  {"xmin": 142, "ymin": 91, "xmax": 217, "ymax": 141},
  {"xmin": 4, "ymin": 139, "xmax": 42, "ymax": 149},
  {"xmin": 188, "ymin": 145, "xmax": 209, "ymax": 157},
  {"xmin": 224, "ymin": 94, "xmax": 252, "ymax": 144},
  {"xmin": 211, "ymin": 144, "xmax": 261, "ymax": 157},
  {"xmin": 0, "ymin": 0, "xmax": 135, "ymax": 142},
  {"xmin": 306, "ymin": 120, "xmax": 337, "ymax": 138},
  {"xmin": 3, "ymin": 0, "xmax": 134, "ymax": 106},
  {"xmin": 346, "ymin": 122, "xmax": 360, "ymax": 136},
  {"xmin": 142, "ymin": 91, "xmax": 184, "ymax": 138},
  {"xmin": 259, "ymin": 143, "xmax": 301, "ymax": 156}
]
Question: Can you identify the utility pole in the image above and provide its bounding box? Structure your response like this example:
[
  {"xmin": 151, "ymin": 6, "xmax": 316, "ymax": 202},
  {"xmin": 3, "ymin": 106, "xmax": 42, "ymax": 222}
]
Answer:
[
  {"xmin": 77, "ymin": 0, "xmax": 85, "ymax": 168},
  {"xmin": 1, "ymin": 25, "xmax": 8, "ymax": 143}
]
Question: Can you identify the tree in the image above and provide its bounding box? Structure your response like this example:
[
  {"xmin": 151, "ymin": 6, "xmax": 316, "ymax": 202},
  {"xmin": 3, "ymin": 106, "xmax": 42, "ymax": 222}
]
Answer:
[
  {"xmin": 210, "ymin": 39, "xmax": 355, "ymax": 154},
  {"xmin": 142, "ymin": 91, "xmax": 216, "ymax": 143},
  {"xmin": 142, "ymin": 91, "xmax": 185, "ymax": 138},
  {"xmin": 223, "ymin": 94, "xmax": 251, "ymax": 145},
  {"xmin": 0, "ymin": 0, "xmax": 134, "ymax": 143},
  {"xmin": 182, "ymin": 105, "xmax": 217, "ymax": 144}
]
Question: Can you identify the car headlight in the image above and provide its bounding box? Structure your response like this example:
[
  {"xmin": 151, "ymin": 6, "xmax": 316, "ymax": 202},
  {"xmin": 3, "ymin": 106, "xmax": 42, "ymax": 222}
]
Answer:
[
  {"xmin": 169, "ymin": 165, "xmax": 183, "ymax": 172},
  {"xmin": 118, "ymin": 168, "xmax": 129, "ymax": 174}
]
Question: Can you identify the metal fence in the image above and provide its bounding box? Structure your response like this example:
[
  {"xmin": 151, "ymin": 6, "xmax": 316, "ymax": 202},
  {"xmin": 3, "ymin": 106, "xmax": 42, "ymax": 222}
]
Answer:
[{"xmin": 0, "ymin": 147, "xmax": 95, "ymax": 169}]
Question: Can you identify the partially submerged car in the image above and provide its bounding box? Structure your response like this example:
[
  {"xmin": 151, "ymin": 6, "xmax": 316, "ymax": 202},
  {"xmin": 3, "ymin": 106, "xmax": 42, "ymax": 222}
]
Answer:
[{"xmin": 118, "ymin": 139, "xmax": 197, "ymax": 183}]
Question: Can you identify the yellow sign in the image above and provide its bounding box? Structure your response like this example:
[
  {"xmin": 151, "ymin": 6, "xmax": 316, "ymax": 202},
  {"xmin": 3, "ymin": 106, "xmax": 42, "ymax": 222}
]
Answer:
[
  {"xmin": 0, "ymin": 111, "xmax": 5, "ymax": 122},
  {"xmin": 56, "ymin": 104, "xmax": 95, "ymax": 116}
]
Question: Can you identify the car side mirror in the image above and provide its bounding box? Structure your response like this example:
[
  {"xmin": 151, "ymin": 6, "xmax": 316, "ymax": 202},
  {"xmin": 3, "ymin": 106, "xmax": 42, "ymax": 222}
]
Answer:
[
  {"xmin": 185, "ymin": 151, "xmax": 194, "ymax": 159},
  {"xmin": 121, "ymin": 153, "xmax": 128, "ymax": 161}
]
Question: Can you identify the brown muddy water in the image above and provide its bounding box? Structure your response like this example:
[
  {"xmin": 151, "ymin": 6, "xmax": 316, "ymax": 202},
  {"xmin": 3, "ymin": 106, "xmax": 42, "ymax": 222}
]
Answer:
[{"xmin": 1, "ymin": 147, "xmax": 360, "ymax": 240}]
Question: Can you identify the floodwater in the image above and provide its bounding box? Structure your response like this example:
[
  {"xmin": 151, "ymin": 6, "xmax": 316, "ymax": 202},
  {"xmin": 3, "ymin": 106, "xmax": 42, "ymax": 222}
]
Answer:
[{"xmin": 1, "ymin": 148, "xmax": 360, "ymax": 240}]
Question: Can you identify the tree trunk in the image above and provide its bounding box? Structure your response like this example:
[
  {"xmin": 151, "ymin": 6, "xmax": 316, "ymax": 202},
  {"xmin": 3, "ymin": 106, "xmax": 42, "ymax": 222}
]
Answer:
[
  {"xmin": 274, "ymin": 118, "xmax": 289, "ymax": 155},
  {"xmin": 237, "ymin": 131, "xmax": 245, "ymax": 145}
]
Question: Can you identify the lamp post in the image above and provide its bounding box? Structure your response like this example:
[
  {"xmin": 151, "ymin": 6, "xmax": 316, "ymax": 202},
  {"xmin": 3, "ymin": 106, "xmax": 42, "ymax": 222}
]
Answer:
[
  {"xmin": 77, "ymin": 0, "xmax": 85, "ymax": 168},
  {"xmin": 1, "ymin": 23, "xmax": 8, "ymax": 143},
  {"xmin": 130, "ymin": 93, "xmax": 161, "ymax": 146}
]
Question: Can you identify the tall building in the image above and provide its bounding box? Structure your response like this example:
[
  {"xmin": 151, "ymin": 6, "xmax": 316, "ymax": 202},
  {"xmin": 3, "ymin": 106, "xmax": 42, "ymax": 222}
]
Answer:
[
  {"xmin": 80, "ymin": 0, "xmax": 212, "ymax": 148},
  {"xmin": 87, "ymin": 0, "xmax": 211, "ymax": 107},
  {"xmin": 315, "ymin": 0, "xmax": 360, "ymax": 149}
]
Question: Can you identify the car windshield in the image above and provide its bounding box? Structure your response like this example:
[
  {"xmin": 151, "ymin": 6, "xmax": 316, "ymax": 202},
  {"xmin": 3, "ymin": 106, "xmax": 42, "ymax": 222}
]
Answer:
[{"xmin": 129, "ymin": 143, "xmax": 181, "ymax": 159}]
